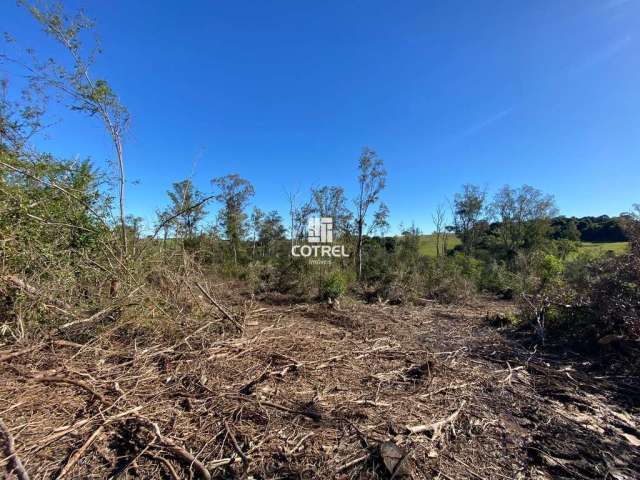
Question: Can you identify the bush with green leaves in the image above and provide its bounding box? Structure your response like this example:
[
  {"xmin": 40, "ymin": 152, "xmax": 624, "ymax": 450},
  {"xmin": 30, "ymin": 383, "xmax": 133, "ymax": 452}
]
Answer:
[{"xmin": 320, "ymin": 270, "xmax": 348, "ymax": 301}]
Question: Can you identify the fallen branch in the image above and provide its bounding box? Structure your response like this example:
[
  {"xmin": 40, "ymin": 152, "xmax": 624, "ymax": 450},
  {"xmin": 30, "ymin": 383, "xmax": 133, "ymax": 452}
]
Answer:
[
  {"xmin": 59, "ymin": 305, "xmax": 116, "ymax": 330},
  {"xmin": 336, "ymin": 454, "xmax": 369, "ymax": 473},
  {"xmin": 0, "ymin": 345, "xmax": 41, "ymax": 363},
  {"xmin": 59, "ymin": 285, "xmax": 143, "ymax": 330},
  {"xmin": 254, "ymin": 398, "xmax": 321, "ymax": 421},
  {"xmin": 195, "ymin": 282, "xmax": 243, "ymax": 332},
  {"xmin": 134, "ymin": 416, "xmax": 212, "ymax": 480},
  {"xmin": 286, "ymin": 433, "xmax": 313, "ymax": 456},
  {"xmin": 406, "ymin": 400, "xmax": 466, "ymax": 439},
  {"xmin": 224, "ymin": 420, "xmax": 249, "ymax": 474},
  {"xmin": 1, "ymin": 274, "xmax": 77, "ymax": 317},
  {"xmin": 144, "ymin": 453, "xmax": 180, "ymax": 480},
  {"xmin": 0, "ymin": 416, "xmax": 30, "ymax": 480},
  {"xmin": 32, "ymin": 406, "xmax": 142, "ymax": 454},
  {"xmin": 58, "ymin": 424, "xmax": 105, "ymax": 478},
  {"xmin": 31, "ymin": 375, "xmax": 107, "ymax": 404}
]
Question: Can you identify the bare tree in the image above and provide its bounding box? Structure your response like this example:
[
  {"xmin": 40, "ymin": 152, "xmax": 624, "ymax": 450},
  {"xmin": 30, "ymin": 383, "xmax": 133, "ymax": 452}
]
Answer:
[
  {"xmin": 284, "ymin": 187, "xmax": 313, "ymax": 246},
  {"xmin": 354, "ymin": 147, "xmax": 387, "ymax": 279},
  {"xmin": 432, "ymin": 204, "xmax": 447, "ymax": 257},
  {"xmin": 155, "ymin": 208, "xmax": 173, "ymax": 250}
]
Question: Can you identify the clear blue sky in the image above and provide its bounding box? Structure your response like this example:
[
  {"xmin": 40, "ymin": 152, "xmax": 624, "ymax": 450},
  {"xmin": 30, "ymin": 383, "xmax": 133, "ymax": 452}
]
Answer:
[{"xmin": 2, "ymin": 0, "xmax": 639, "ymax": 233}]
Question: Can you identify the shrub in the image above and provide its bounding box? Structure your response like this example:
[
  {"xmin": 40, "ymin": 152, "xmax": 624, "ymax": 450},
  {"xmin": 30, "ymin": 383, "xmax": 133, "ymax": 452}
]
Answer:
[
  {"xmin": 320, "ymin": 270, "xmax": 347, "ymax": 301},
  {"xmin": 479, "ymin": 260, "xmax": 518, "ymax": 298}
]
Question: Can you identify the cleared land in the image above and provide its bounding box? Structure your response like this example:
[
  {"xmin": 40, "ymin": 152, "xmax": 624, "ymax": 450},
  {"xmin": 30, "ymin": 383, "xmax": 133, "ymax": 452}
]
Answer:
[{"xmin": 1, "ymin": 290, "xmax": 638, "ymax": 479}]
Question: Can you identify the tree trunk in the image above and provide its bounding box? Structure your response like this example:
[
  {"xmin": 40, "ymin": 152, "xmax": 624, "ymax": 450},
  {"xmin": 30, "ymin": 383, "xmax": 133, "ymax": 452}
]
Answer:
[
  {"xmin": 115, "ymin": 137, "xmax": 127, "ymax": 256},
  {"xmin": 358, "ymin": 244, "xmax": 363, "ymax": 279}
]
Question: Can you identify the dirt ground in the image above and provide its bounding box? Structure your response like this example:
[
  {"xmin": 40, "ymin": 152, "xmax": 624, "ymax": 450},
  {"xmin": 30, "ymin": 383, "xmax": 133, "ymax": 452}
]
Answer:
[{"xmin": 1, "ymin": 290, "xmax": 639, "ymax": 479}]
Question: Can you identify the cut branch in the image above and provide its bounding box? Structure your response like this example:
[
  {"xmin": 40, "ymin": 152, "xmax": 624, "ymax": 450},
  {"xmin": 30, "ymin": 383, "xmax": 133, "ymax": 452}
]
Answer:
[{"xmin": 0, "ymin": 417, "xmax": 30, "ymax": 480}]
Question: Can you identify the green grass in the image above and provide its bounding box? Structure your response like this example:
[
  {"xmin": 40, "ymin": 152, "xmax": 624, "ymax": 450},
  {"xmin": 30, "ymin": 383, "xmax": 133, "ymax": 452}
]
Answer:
[
  {"xmin": 577, "ymin": 241, "xmax": 628, "ymax": 256},
  {"xmin": 417, "ymin": 235, "xmax": 628, "ymax": 258},
  {"xmin": 418, "ymin": 234, "xmax": 461, "ymax": 256}
]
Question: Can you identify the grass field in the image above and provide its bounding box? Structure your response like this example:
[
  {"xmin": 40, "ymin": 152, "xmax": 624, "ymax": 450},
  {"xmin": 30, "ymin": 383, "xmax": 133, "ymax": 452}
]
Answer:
[
  {"xmin": 577, "ymin": 241, "xmax": 628, "ymax": 256},
  {"xmin": 417, "ymin": 234, "xmax": 628, "ymax": 257},
  {"xmin": 418, "ymin": 234, "xmax": 461, "ymax": 256}
]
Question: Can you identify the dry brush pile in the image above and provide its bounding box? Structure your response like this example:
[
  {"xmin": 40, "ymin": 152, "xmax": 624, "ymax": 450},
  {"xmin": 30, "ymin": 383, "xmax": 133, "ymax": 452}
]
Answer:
[{"xmin": 2, "ymin": 275, "xmax": 640, "ymax": 480}]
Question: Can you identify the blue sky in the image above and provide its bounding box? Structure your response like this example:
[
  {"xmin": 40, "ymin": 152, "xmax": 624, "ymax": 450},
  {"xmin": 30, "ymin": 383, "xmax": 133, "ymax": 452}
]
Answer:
[{"xmin": 2, "ymin": 0, "xmax": 639, "ymax": 233}]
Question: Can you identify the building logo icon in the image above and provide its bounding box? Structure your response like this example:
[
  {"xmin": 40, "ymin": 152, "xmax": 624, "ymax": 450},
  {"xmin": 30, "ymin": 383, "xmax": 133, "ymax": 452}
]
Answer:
[
  {"xmin": 307, "ymin": 217, "xmax": 333, "ymax": 243},
  {"xmin": 291, "ymin": 217, "xmax": 349, "ymax": 260}
]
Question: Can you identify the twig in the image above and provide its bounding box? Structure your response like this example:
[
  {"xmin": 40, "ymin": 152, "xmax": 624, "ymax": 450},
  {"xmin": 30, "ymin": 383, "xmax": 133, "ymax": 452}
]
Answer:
[
  {"xmin": 59, "ymin": 285, "xmax": 143, "ymax": 330},
  {"xmin": 336, "ymin": 454, "xmax": 369, "ymax": 473},
  {"xmin": 0, "ymin": 417, "xmax": 30, "ymax": 480},
  {"xmin": 224, "ymin": 420, "xmax": 249, "ymax": 475}
]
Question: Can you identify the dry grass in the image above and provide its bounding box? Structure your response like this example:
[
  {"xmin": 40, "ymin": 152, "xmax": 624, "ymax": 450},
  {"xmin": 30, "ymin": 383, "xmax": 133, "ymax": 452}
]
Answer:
[{"xmin": 1, "ymin": 284, "xmax": 639, "ymax": 479}]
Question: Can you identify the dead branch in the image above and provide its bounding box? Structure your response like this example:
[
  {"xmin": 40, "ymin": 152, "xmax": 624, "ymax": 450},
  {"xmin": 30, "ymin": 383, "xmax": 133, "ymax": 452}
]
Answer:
[
  {"xmin": 32, "ymin": 406, "xmax": 142, "ymax": 454},
  {"xmin": 31, "ymin": 375, "xmax": 107, "ymax": 404},
  {"xmin": 134, "ymin": 416, "xmax": 211, "ymax": 480},
  {"xmin": 144, "ymin": 453, "xmax": 180, "ymax": 480},
  {"xmin": 0, "ymin": 417, "xmax": 30, "ymax": 480},
  {"xmin": 59, "ymin": 285, "xmax": 143, "ymax": 330},
  {"xmin": 57, "ymin": 424, "xmax": 105, "ymax": 478},
  {"xmin": 59, "ymin": 305, "xmax": 116, "ymax": 330},
  {"xmin": 336, "ymin": 454, "xmax": 369, "ymax": 473},
  {"xmin": 406, "ymin": 400, "xmax": 467, "ymax": 439},
  {"xmin": 224, "ymin": 420, "xmax": 249, "ymax": 474},
  {"xmin": 286, "ymin": 432, "xmax": 313, "ymax": 455},
  {"xmin": 1, "ymin": 274, "xmax": 77, "ymax": 316},
  {"xmin": 195, "ymin": 282, "xmax": 243, "ymax": 331},
  {"xmin": 0, "ymin": 345, "xmax": 41, "ymax": 363}
]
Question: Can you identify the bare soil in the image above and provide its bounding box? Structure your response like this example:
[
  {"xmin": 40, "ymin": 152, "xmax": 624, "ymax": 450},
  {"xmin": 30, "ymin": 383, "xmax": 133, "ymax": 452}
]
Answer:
[{"xmin": 1, "ymin": 292, "xmax": 639, "ymax": 479}]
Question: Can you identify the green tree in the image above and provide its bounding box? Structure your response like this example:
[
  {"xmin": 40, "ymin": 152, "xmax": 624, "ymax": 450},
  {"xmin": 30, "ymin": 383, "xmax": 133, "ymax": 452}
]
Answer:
[
  {"xmin": 562, "ymin": 219, "xmax": 581, "ymax": 241},
  {"xmin": 249, "ymin": 206, "xmax": 265, "ymax": 258},
  {"xmin": 212, "ymin": 174, "xmax": 254, "ymax": 266},
  {"xmin": 453, "ymin": 184, "xmax": 486, "ymax": 255},
  {"xmin": 311, "ymin": 186, "xmax": 352, "ymax": 237},
  {"xmin": 167, "ymin": 179, "xmax": 208, "ymax": 240},
  {"xmin": 490, "ymin": 185, "xmax": 557, "ymax": 254},
  {"xmin": 354, "ymin": 147, "xmax": 387, "ymax": 279},
  {"xmin": 16, "ymin": 1, "xmax": 130, "ymax": 254},
  {"xmin": 259, "ymin": 210, "xmax": 286, "ymax": 257}
]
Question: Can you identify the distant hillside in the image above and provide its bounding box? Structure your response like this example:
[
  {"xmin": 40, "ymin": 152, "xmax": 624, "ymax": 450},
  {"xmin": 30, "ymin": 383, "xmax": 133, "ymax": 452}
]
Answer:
[
  {"xmin": 417, "ymin": 233, "xmax": 627, "ymax": 258},
  {"xmin": 418, "ymin": 234, "xmax": 461, "ymax": 256}
]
